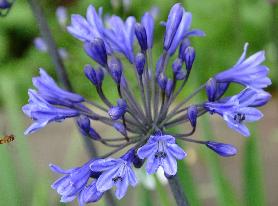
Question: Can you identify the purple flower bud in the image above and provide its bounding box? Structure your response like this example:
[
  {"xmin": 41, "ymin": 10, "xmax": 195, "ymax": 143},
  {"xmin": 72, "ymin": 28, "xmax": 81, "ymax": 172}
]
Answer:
[
  {"xmin": 135, "ymin": 53, "xmax": 146, "ymax": 76},
  {"xmin": 206, "ymin": 141, "xmax": 237, "ymax": 157},
  {"xmin": 187, "ymin": 105, "xmax": 198, "ymax": 127},
  {"xmin": 84, "ymin": 65, "xmax": 104, "ymax": 87},
  {"xmin": 113, "ymin": 122, "xmax": 127, "ymax": 137},
  {"xmin": 172, "ymin": 58, "xmax": 183, "ymax": 75},
  {"xmin": 206, "ymin": 78, "xmax": 217, "ymax": 102},
  {"xmin": 77, "ymin": 116, "xmax": 101, "ymax": 140},
  {"xmin": 109, "ymin": 58, "xmax": 123, "ymax": 84},
  {"xmin": 84, "ymin": 38, "xmax": 107, "ymax": 67},
  {"xmin": 77, "ymin": 115, "xmax": 91, "ymax": 135},
  {"xmin": 179, "ymin": 39, "xmax": 190, "ymax": 59},
  {"xmin": 135, "ymin": 23, "xmax": 148, "ymax": 51},
  {"xmin": 157, "ymin": 74, "xmax": 168, "ymax": 90},
  {"xmin": 165, "ymin": 79, "xmax": 174, "ymax": 97},
  {"xmin": 108, "ymin": 99, "xmax": 127, "ymax": 120},
  {"xmin": 184, "ymin": 47, "xmax": 195, "ymax": 72}
]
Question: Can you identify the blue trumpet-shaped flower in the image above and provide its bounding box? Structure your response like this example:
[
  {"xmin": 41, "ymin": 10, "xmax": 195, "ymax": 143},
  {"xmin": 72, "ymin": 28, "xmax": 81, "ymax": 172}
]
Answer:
[
  {"xmin": 67, "ymin": 5, "xmax": 105, "ymax": 43},
  {"xmin": 90, "ymin": 149, "xmax": 137, "ymax": 199},
  {"xmin": 204, "ymin": 89, "xmax": 265, "ymax": 136},
  {"xmin": 32, "ymin": 68, "xmax": 84, "ymax": 106},
  {"xmin": 137, "ymin": 134, "xmax": 186, "ymax": 176},
  {"xmin": 214, "ymin": 43, "xmax": 271, "ymax": 89},
  {"xmin": 22, "ymin": 90, "xmax": 79, "ymax": 135},
  {"xmin": 50, "ymin": 160, "xmax": 96, "ymax": 203}
]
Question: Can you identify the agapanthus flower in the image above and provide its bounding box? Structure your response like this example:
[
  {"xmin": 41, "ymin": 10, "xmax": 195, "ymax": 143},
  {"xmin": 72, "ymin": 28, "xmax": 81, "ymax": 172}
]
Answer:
[
  {"xmin": 137, "ymin": 134, "xmax": 186, "ymax": 176},
  {"xmin": 50, "ymin": 159, "xmax": 102, "ymax": 203},
  {"xmin": 23, "ymin": 3, "xmax": 271, "ymax": 205},
  {"xmin": 104, "ymin": 15, "xmax": 136, "ymax": 62},
  {"xmin": 214, "ymin": 43, "xmax": 271, "ymax": 89},
  {"xmin": 204, "ymin": 88, "xmax": 266, "ymax": 136},
  {"xmin": 22, "ymin": 90, "xmax": 80, "ymax": 135},
  {"xmin": 33, "ymin": 68, "xmax": 84, "ymax": 106},
  {"xmin": 67, "ymin": 5, "xmax": 105, "ymax": 43},
  {"xmin": 90, "ymin": 149, "xmax": 137, "ymax": 199}
]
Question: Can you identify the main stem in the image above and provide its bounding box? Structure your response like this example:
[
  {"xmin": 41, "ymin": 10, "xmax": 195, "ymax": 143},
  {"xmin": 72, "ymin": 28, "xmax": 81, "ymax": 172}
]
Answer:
[
  {"xmin": 168, "ymin": 175, "xmax": 189, "ymax": 206},
  {"xmin": 27, "ymin": 1, "xmax": 117, "ymax": 205}
]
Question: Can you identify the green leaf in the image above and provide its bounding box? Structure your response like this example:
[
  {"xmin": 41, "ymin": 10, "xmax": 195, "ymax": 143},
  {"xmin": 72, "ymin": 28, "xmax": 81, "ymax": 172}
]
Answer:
[
  {"xmin": 0, "ymin": 75, "xmax": 36, "ymax": 204},
  {"xmin": 178, "ymin": 159, "xmax": 202, "ymax": 206},
  {"xmin": 200, "ymin": 117, "xmax": 240, "ymax": 206},
  {"xmin": 243, "ymin": 124, "xmax": 266, "ymax": 206}
]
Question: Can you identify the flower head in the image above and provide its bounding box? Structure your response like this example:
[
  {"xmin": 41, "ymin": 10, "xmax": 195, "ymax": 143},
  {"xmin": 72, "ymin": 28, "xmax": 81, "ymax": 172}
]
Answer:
[
  {"xmin": 137, "ymin": 134, "xmax": 186, "ymax": 176},
  {"xmin": 24, "ymin": 3, "xmax": 272, "ymax": 205}
]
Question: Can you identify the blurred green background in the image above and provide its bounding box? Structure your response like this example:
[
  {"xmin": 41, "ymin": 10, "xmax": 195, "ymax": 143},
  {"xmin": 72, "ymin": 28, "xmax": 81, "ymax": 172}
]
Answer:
[{"xmin": 0, "ymin": 0, "xmax": 277, "ymax": 205}]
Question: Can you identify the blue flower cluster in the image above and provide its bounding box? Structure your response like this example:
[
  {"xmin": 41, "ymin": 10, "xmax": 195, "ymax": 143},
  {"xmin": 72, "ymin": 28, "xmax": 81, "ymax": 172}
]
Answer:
[{"xmin": 23, "ymin": 3, "xmax": 271, "ymax": 205}]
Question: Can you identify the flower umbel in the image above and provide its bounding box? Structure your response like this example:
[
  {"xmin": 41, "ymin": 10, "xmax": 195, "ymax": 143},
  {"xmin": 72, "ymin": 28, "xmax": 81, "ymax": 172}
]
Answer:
[{"xmin": 23, "ymin": 3, "xmax": 271, "ymax": 205}]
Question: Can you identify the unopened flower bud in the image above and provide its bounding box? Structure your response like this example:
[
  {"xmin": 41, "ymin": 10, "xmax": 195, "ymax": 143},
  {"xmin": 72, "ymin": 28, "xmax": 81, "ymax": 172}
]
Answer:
[
  {"xmin": 206, "ymin": 141, "xmax": 237, "ymax": 157},
  {"xmin": 113, "ymin": 122, "xmax": 127, "ymax": 137},
  {"xmin": 187, "ymin": 105, "xmax": 198, "ymax": 128},
  {"xmin": 179, "ymin": 39, "xmax": 190, "ymax": 59},
  {"xmin": 135, "ymin": 23, "xmax": 148, "ymax": 51},
  {"xmin": 172, "ymin": 58, "xmax": 183, "ymax": 75},
  {"xmin": 135, "ymin": 53, "xmax": 146, "ymax": 76},
  {"xmin": 206, "ymin": 78, "xmax": 217, "ymax": 102},
  {"xmin": 183, "ymin": 46, "xmax": 195, "ymax": 72},
  {"xmin": 165, "ymin": 79, "xmax": 174, "ymax": 97},
  {"xmin": 84, "ymin": 38, "xmax": 107, "ymax": 66},
  {"xmin": 84, "ymin": 65, "xmax": 104, "ymax": 87},
  {"xmin": 157, "ymin": 74, "xmax": 168, "ymax": 90},
  {"xmin": 77, "ymin": 116, "xmax": 101, "ymax": 140},
  {"xmin": 109, "ymin": 58, "xmax": 123, "ymax": 84},
  {"xmin": 163, "ymin": 3, "xmax": 184, "ymax": 50},
  {"xmin": 108, "ymin": 99, "xmax": 127, "ymax": 120},
  {"xmin": 77, "ymin": 115, "xmax": 90, "ymax": 136}
]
